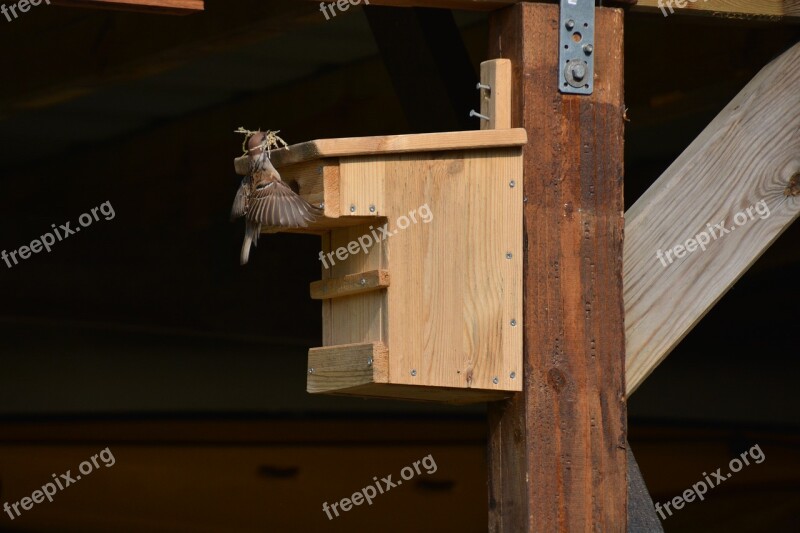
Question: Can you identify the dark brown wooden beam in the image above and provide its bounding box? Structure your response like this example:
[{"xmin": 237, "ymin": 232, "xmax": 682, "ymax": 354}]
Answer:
[
  {"xmin": 487, "ymin": 3, "xmax": 627, "ymax": 531},
  {"xmin": 360, "ymin": 0, "xmax": 800, "ymax": 22}
]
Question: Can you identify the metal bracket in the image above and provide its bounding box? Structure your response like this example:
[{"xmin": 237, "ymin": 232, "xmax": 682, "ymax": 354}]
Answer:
[{"xmin": 559, "ymin": 0, "xmax": 595, "ymax": 95}]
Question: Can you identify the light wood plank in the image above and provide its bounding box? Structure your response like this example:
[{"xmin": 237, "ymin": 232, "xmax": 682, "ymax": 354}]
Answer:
[
  {"xmin": 636, "ymin": 0, "xmax": 799, "ymax": 19},
  {"xmin": 382, "ymin": 149, "xmax": 523, "ymax": 392},
  {"xmin": 256, "ymin": 128, "xmax": 528, "ymax": 167},
  {"xmin": 624, "ymin": 41, "xmax": 800, "ymax": 395},
  {"xmin": 479, "ymin": 59, "xmax": 512, "ymax": 130},
  {"xmin": 307, "ymin": 342, "xmax": 388, "ymax": 393},
  {"xmin": 310, "ymin": 269, "xmax": 390, "ymax": 300}
]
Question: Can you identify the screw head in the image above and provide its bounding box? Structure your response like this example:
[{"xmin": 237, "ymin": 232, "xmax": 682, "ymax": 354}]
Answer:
[
  {"xmin": 566, "ymin": 19, "xmax": 575, "ymax": 30},
  {"xmin": 492, "ymin": 376, "xmax": 499, "ymax": 385},
  {"xmin": 308, "ymin": 368, "xmax": 315, "ymax": 374},
  {"xmin": 350, "ymin": 204, "xmax": 356, "ymax": 213},
  {"xmin": 510, "ymin": 372, "xmax": 516, "ymax": 379},
  {"xmin": 511, "ymin": 319, "xmax": 517, "ymax": 327},
  {"xmin": 583, "ymin": 44, "xmax": 594, "ymax": 55},
  {"xmin": 506, "ymin": 252, "xmax": 513, "ymax": 260},
  {"xmin": 367, "ymin": 358, "xmax": 373, "ymax": 366},
  {"xmin": 411, "ymin": 369, "xmax": 417, "ymax": 377},
  {"xmin": 509, "ymin": 180, "xmax": 516, "ymax": 188},
  {"xmin": 369, "ymin": 205, "xmax": 376, "ymax": 213},
  {"xmin": 359, "ymin": 278, "xmax": 367, "ymax": 286},
  {"xmin": 319, "ymin": 203, "xmax": 325, "ymax": 209},
  {"xmin": 571, "ymin": 63, "xmax": 587, "ymax": 81}
]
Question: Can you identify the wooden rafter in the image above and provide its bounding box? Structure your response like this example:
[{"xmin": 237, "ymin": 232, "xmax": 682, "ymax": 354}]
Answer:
[
  {"xmin": 359, "ymin": 0, "xmax": 800, "ymax": 21},
  {"xmin": 624, "ymin": 41, "xmax": 800, "ymax": 394}
]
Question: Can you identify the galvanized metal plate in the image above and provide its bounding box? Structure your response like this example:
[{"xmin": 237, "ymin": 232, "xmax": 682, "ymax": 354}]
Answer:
[{"xmin": 559, "ymin": 0, "xmax": 595, "ymax": 95}]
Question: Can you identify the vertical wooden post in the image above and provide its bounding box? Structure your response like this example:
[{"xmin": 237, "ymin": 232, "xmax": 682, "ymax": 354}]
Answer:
[{"xmin": 487, "ymin": 3, "xmax": 627, "ymax": 531}]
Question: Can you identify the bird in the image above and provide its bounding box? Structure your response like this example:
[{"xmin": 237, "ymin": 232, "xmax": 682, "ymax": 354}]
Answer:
[{"xmin": 231, "ymin": 130, "xmax": 323, "ymax": 265}]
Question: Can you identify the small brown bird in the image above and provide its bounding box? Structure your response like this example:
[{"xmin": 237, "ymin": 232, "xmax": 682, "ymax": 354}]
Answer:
[{"xmin": 231, "ymin": 130, "xmax": 322, "ymax": 265}]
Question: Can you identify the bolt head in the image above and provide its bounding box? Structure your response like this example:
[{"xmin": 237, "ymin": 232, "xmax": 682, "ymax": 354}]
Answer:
[{"xmin": 571, "ymin": 63, "xmax": 587, "ymax": 81}]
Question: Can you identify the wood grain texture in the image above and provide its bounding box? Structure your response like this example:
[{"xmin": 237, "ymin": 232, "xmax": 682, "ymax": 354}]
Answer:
[
  {"xmin": 488, "ymin": 4, "xmax": 627, "ymax": 532},
  {"xmin": 480, "ymin": 59, "xmax": 512, "ymax": 130},
  {"xmin": 624, "ymin": 41, "xmax": 800, "ymax": 395},
  {"xmin": 382, "ymin": 150, "xmax": 523, "ymax": 392},
  {"xmin": 51, "ymin": 0, "xmax": 203, "ymax": 14},
  {"xmin": 326, "ymin": 223, "xmax": 388, "ymax": 347},
  {"xmin": 307, "ymin": 342, "xmax": 388, "ymax": 393},
  {"xmin": 263, "ymin": 128, "xmax": 528, "ymax": 167},
  {"xmin": 309, "ymin": 269, "xmax": 390, "ymax": 300},
  {"xmin": 636, "ymin": 0, "xmax": 799, "ymax": 19},
  {"xmin": 299, "ymin": 145, "xmax": 524, "ymax": 401}
]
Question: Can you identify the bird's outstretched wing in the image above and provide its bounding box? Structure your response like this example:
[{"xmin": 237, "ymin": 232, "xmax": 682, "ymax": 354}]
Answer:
[
  {"xmin": 231, "ymin": 176, "xmax": 250, "ymax": 221},
  {"xmin": 247, "ymin": 176, "xmax": 322, "ymax": 229}
]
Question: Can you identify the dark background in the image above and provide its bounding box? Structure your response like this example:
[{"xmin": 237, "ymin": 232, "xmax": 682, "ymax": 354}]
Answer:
[{"xmin": 0, "ymin": 2, "xmax": 798, "ymax": 531}]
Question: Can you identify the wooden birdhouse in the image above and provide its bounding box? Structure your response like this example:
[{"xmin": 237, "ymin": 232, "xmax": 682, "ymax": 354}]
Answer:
[{"xmin": 234, "ymin": 60, "xmax": 525, "ymax": 403}]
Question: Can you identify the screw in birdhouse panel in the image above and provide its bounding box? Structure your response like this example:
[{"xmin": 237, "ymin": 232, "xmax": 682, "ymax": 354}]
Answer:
[
  {"xmin": 367, "ymin": 358, "xmax": 373, "ymax": 366},
  {"xmin": 510, "ymin": 319, "xmax": 517, "ymax": 327},
  {"xmin": 359, "ymin": 278, "xmax": 367, "ymax": 286},
  {"xmin": 509, "ymin": 180, "xmax": 516, "ymax": 188},
  {"xmin": 565, "ymin": 19, "xmax": 575, "ymax": 30},
  {"xmin": 506, "ymin": 252, "xmax": 513, "ymax": 260},
  {"xmin": 369, "ymin": 205, "xmax": 376, "ymax": 213},
  {"xmin": 350, "ymin": 204, "xmax": 356, "ymax": 213},
  {"xmin": 510, "ymin": 372, "xmax": 516, "ymax": 379},
  {"xmin": 492, "ymin": 376, "xmax": 499, "ymax": 385},
  {"xmin": 410, "ymin": 369, "xmax": 417, "ymax": 377},
  {"xmin": 469, "ymin": 109, "xmax": 490, "ymax": 121},
  {"xmin": 476, "ymin": 82, "xmax": 491, "ymax": 91},
  {"xmin": 319, "ymin": 203, "xmax": 325, "ymax": 209},
  {"xmin": 308, "ymin": 368, "xmax": 315, "ymax": 374}
]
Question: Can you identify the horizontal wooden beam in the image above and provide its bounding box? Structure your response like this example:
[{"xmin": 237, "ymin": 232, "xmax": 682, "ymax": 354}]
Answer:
[
  {"xmin": 624, "ymin": 41, "xmax": 800, "ymax": 394},
  {"xmin": 310, "ymin": 270, "xmax": 390, "ymax": 300},
  {"xmin": 360, "ymin": 0, "xmax": 800, "ymax": 21},
  {"xmin": 258, "ymin": 128, "xmax": 528, "ymax": 167},
  {"xmin": 51, "ymin": 0, "xmax": 203, "ymax": 14}
]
